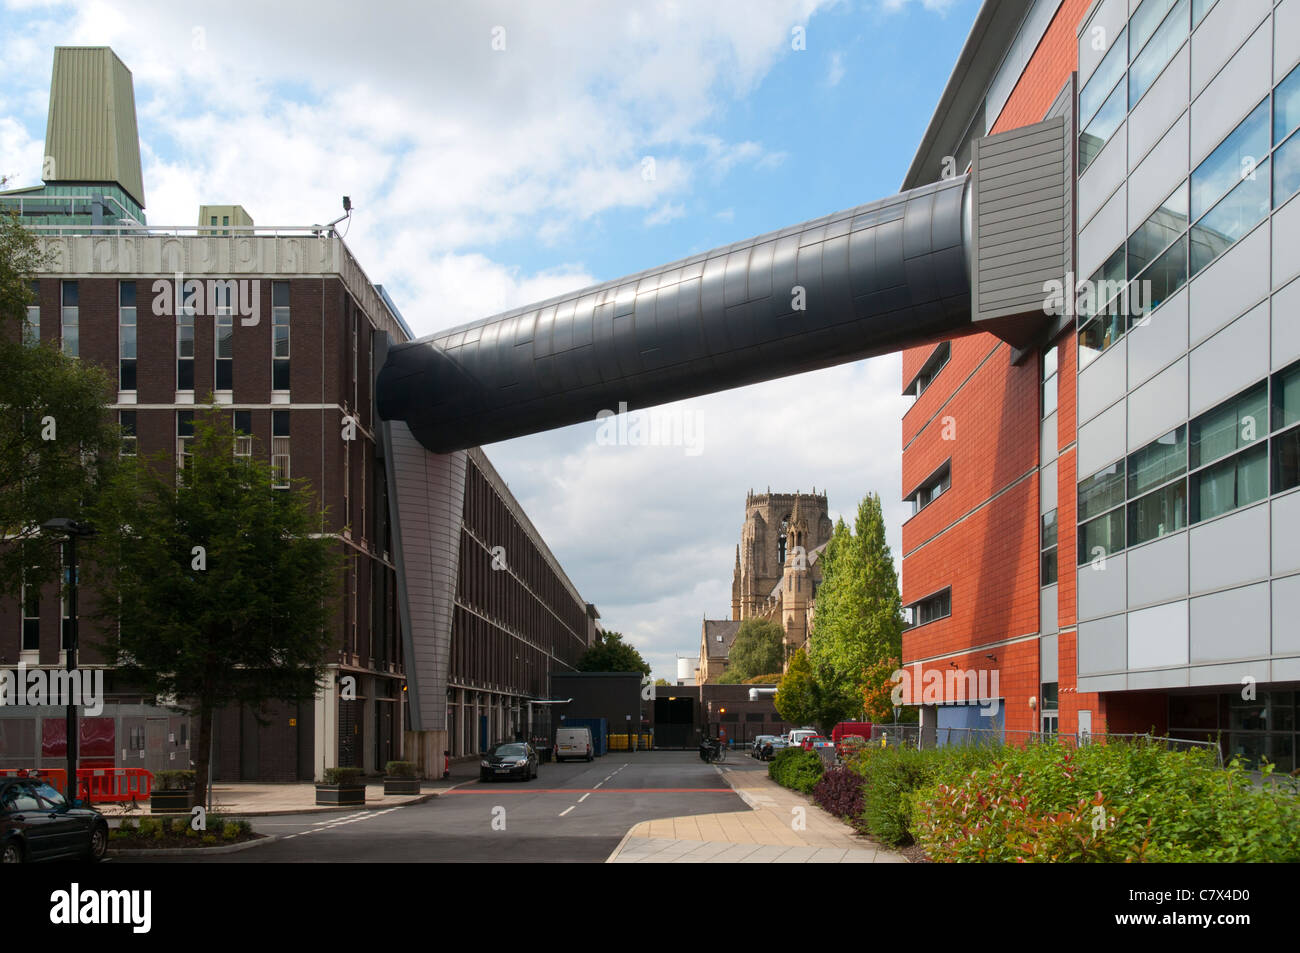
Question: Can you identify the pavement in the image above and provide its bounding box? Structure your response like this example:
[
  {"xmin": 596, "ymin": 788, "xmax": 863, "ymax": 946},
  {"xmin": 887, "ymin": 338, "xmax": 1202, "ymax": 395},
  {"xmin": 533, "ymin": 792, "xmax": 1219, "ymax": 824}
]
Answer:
[
  {"xmin": 605, "ymin": 757, "xmax": 907, "ymax": 863},
  {"xmin": 98, "ymin": 758, "xmax": 483, "ymax": 819}
]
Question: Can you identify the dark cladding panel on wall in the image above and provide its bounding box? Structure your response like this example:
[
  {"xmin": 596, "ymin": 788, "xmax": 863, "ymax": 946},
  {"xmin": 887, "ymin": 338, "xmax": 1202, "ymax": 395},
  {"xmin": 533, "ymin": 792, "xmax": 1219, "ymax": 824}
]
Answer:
[
  {"xmin": 377, "ymin": 176, "xmax": 974, "ymax": 454},
  {"xmin": 970, "ymin": 115, "xmax": 1069, "ymax": 347}
]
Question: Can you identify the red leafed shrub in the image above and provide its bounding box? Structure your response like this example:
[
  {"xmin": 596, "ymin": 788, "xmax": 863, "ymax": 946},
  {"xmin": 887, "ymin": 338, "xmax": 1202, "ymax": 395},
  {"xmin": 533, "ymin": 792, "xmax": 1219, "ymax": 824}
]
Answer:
[
  {"xmin": 911, "ymin": 768, "xmax": 1139, "ymax": 863},
  {"xmin": 812, "ymin": 767, "xmax": 866, "ymax": 826}
]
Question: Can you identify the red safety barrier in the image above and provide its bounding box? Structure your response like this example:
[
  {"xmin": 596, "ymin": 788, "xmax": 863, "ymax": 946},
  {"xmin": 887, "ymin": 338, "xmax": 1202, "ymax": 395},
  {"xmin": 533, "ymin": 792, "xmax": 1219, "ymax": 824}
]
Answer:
[
  {"xmin": 0, "ymin": 766, "xmax": 152, "ymax": 802},
  {"xmin": 78, "ymin": 768, "xmax": 152, "ymax": 802}
]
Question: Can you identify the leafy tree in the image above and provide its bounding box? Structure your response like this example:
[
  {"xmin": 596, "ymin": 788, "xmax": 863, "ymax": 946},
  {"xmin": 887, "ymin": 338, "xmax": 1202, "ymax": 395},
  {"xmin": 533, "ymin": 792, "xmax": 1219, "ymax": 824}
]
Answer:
[
  {"xmin": 86, "ymin": 406, "xmax": 343, "ymax": 807},
  {"xmin": 0, "ymin": 204, "xmax": 118, "ymax": 594},
  {"xmin": 654, "ymin": 677, "xmax": 671, "ymax": 687},
  {"xmin": 809, "ymin": 493, "xmax": 904, "ymax": 715},
  {"xmin": 576, "ymin": 629, "xmax": 650, "ymax": 675},
  {"xmin": 723, "ymin": 617, "xmax": 784, "ymax": 682},
  {"xmin": 775, "ymin": 647, "xmax": 857, "ymax": 735}
]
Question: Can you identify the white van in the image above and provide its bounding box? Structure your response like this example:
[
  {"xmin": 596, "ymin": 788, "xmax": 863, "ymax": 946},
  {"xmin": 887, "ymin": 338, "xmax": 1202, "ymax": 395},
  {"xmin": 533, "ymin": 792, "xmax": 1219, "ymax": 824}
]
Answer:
[
  {"xmin": 787, "ymin": 727, "xmax": 819, "ymax": 748},
  {"xmin": 555, "ymin": 726, "xmax": 593, "ymax": 762}
]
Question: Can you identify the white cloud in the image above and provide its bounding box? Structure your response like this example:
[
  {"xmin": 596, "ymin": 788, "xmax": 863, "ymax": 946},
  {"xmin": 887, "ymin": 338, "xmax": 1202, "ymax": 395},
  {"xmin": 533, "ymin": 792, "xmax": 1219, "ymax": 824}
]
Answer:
[{"xmin": 826, "ymin": 50, "xmax": 846, "ymax": 87}]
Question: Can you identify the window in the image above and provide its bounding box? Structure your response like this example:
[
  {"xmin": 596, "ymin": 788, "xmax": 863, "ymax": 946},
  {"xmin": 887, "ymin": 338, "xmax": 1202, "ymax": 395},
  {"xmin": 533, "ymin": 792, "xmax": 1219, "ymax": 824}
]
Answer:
[
  {"xmin": 1191, "ymin": 0, "xmax": 1216, "ymax": 28},
  {"xmin": 1128, "ymin": 480, "xmax": 1187, "ymax": 545},
  {"xmin": 1129, "ymin": 0, "xmax": 1179, "ymax": 62},
  {"xmin": 61, "ymin": 281, "xmax": 78, "ymax": 357},
  {"xmin": 25, "ymin": 280, "xmax": 39, "ymax": 344},
  {"xmin": 1191, "ymin": 99, "xmax": 1268, "ymax": 221},
  {"xmin": 1079, "ymin": 78, "xmax": 1127, "ymax": 174},
  {"xmin": 1128, "ymin": 183, "xmax": 1187, "ymax": 278},
  {"xmin": 215, "ymin": 283, "xmax": 233, "ymax": 391},
  {"xmin": 177, "ymin": 297, "xmax": 195, "ymax": 391},
  {"xmin": 1132, "ymin": 234, "xmax": 1187, "ymax": 315},
  {"xmin": 272, "ymin": 281, "xmax": 290, "ymax": 391},
  {"xmin": 1275, "ymin": 130, "xmax": 1300, "ymax": 209},
  {"xmin": 1128, "ymin": 426, "xmax": 1186, "ymax": 497},
  {"xmin": 272, "ymin": 409, "xmax": 290, "ymax": 489},
  {"xmin": 906, "ymin": 461, "xmax": 951, "ymax": 516},
  {"xmin": 1040, "ymin": 509, "xmax": 1058, "ymax": 586},
  {"xmin": 234, "ymin": 410, "xmax": 253, "ymax": 457},
  {"xmin": 906, "ymin": 341, "xmax": 950, "ymax": 398},
  {"xmin": 1191, "ymin": 443, "xmax": 1267, "ymax": 522},
  {"xmin": 1080, "ymin": 28, "xmax": 1127, "ymax": 128},
  {"xmin": 1078, "ymin": 461, "xmax": 1125, "ymax": 521},
  {"xmin": 119, "ymin": 281, "xmax": 137, "ymax": 390},
  {"xmin": 177, "ymin": 411, "xmax": 194, "ymax": 475},
  {"xmin": 21, "ymin": 566, "xmax": 40, "ymax": 651},
  {"xmin": 1079, "ymin": 508, "xmax": 1125, "ymax": 564},
  {"xmin": 1274, "ymin": 426, "xmax": 1300, "ymax": 494},
  {"xmin": 906, "ymin": 588, "xmax": 951, "ymax": 628},
  {"xmin": 1042, "ymin": 345, "xmax": 1058, "ymax": 418},
  {"xmin": 119, "ymin": 410, "xmax": 137, "ymax": 457},
  {"xmin": 1128, "ymin": 0, "xmax": 1188, "ymax": 110},
  {"xmin": 1190, "ymin": 382, "xmax": 1266, "ymax": 469},
  {"xmin": 1190, "ymin": 159, "xmax": 1270, "ymax": 276},
  {"xmin": 1189, "ymin": 383, "xmax": 1268, "ymax": 522},
  {"xmin": 1077, "ymin": 246, "xmax": 1126, "ymax": 367},
  {"xmin": 1276, "ymin": 63, "xmax": 1300, "ymax": 145}
]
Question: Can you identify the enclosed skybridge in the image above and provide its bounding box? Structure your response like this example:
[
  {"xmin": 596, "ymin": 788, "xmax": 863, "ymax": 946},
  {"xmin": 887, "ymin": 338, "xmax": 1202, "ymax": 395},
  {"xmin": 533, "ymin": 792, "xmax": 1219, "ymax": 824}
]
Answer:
[{"xmin": 377, "ymin": 117, "xmax": 1072, "ymax": 453}]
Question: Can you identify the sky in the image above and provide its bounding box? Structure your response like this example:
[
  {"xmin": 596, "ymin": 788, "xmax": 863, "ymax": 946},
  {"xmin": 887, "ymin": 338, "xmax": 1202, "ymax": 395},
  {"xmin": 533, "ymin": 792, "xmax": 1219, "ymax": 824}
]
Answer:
[{"xmin": 0, "ymin": 0, "xmax": 981, "ymax": 682}]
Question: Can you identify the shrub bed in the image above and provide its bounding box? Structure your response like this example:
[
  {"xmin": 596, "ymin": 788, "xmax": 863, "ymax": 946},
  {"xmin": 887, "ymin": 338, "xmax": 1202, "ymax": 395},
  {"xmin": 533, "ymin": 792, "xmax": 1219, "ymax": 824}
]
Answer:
[
  {"xmin": 855, "ymin": 743, "xmax": 1003, "ymax": 847},
  {"xmin": 910, "ymin": 741, "xmax": 1300, "ymax": 863},
  {"xmin": 811, "ymin": 767, "xmax": 866, "ymax": 826},
  {"xmin": 768, "ymin": 747, "xmax": 824, "ymax": 793},
  {"xmin": 110, "ymin": 815, "xmax": 259, "ymax": 850}
]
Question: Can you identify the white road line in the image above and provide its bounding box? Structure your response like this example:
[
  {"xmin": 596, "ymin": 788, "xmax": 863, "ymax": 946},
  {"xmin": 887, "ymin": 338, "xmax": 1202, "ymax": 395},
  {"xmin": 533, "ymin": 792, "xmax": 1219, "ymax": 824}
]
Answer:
[
  {"xmin": 559, "ymin": 806, "xmax": 575, "ymax": 817},
  {"xmin": 593, "ymin": 781, "xmax": 603, "ymax": 789},
  {"xmin": 578, "ymin": 793, "xmax": 590, "ymax": 803}
]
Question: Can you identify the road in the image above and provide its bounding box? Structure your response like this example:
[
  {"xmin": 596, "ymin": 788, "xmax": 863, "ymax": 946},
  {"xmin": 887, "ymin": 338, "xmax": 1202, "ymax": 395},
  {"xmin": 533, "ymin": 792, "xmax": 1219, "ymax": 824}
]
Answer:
[{"xmin": 113, "ymin": 750, "xmax": 761, "ymax": 863}]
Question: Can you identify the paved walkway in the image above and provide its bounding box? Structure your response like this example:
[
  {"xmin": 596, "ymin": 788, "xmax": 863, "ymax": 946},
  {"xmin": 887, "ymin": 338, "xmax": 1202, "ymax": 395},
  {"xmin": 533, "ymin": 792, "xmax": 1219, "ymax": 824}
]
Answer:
[
  {"xmin": 96, "ymin": 759, "xmax": 482, "ymax": 817},
  {"xmin": 606, "ymin": 762, "xmax": 907, "ymax": 863}
]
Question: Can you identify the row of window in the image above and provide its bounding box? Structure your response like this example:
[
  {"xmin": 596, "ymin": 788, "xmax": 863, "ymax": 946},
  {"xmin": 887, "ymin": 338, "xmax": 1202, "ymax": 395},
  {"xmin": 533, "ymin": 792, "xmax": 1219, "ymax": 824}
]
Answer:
[
  {"xmin": 1079, "ymin": 0, "xmax": 1220, "ymax": 174},
  {"xmin": 1076, "ymin": 361, "xmax": 1300, "ymax": 563},
  {"xmin": 118, "ymin": 409, "xmax": 293, "ymax": 489},
  {"xmin": 27, "ymin": 280, "xmax": 292, "ymax": 395},
  {"xmin": 906, "ymin": 461, "xmax": 951, "ymax": 516},
  {"xmin": 904, "ymin": 587, "xmax": 951, "ymax": 629},
  {"xmin": 905, "ymin": 341, "xmax": 950, "ymax": 399},
  {"xmin": 1079, "ymin": 62, "xmax": 1300, "ymax": 368}
]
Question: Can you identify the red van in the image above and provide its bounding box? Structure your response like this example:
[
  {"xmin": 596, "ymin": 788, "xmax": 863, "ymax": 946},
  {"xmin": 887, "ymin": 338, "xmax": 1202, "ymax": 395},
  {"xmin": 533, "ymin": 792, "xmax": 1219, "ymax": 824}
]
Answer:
[{"xmin": 831, "ymin": 721, "xmax": 873, "ymax": 743}]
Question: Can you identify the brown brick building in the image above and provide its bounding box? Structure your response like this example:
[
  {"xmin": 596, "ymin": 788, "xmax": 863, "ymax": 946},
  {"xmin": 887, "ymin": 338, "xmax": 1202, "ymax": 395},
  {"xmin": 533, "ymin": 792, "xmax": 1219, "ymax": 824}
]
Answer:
[{"xmin": 0, "ymin": 47, "xmax": 599, "ymax": 780}]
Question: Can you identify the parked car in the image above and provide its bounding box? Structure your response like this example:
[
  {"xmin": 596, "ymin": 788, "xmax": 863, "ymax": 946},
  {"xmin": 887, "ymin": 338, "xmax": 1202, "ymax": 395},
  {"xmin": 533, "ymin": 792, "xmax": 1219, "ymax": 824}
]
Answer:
[
  {"xmin": 757, "ymin": 737, "xmax": 789, "ymax": 761},
  {"xmin": 1, "ymin": 775, "xmax": 109, "ymax": 863},
  {"xmin": 554, "ymin": 726, "xmax": 594, "ymax": 763},
  {"xmin": 787, "ymin": 727, "xmax": 819, "ymax": 748},
  {"xmin": 800, "ymin": 735, "xmax": 833, "ymax": 751},
  {"xmin": 750, "ymin": 735, "xmax": 780, "ymax": 758},
  {"xmin": 479, "ymin": 742, "xmax": 539, "ymax": 782}
]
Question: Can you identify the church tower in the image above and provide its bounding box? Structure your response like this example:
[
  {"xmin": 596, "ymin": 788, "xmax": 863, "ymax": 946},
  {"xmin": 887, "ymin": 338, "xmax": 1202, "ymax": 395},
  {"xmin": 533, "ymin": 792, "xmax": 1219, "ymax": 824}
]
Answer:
[{"xmin": 781, "ymin": 493, "xmax": 812, "ymax": 658}]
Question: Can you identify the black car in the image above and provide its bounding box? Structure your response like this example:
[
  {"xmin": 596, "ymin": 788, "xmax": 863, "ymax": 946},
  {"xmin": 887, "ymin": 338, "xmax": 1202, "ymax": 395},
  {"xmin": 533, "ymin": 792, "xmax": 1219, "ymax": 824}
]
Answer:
[
  {"xmin": 479, "ymin": 742, "xmax": 539, "ymax": 782},
  {"xmin": 1, "ymin": 775, "xmax": 109, "ymax": 863}
]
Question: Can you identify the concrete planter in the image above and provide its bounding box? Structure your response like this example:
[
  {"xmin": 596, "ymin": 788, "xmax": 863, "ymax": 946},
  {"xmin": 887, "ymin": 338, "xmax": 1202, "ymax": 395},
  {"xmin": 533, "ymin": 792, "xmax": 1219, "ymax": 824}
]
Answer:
[
  {"xmin": 149, "ymin": 789, "xmax": 194, "ymax": 814},
  {"xmin": 383, "ymin": 777, "xmax": 421, "ymax": 796},
  {"xmin": 315, "ymin": 783, "xmax": 366, "ymax": 806}
]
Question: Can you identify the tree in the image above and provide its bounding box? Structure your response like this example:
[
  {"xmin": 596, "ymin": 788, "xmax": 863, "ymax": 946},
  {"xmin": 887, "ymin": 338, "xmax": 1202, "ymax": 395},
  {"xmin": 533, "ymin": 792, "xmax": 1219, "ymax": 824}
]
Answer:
[
  {"xmin": 808, "ymin": 493, "xmax": 904, "ymax": 717},
  {"xmin": 721, "ymin": 617, "xmax": 784, "ymax": 682},
  {"xmin": 653, "ymin": 677, "xmax": 671, "ymax": 687},
  {"xmin": 0, "ymin": 204, "xmax": 119, "ymax": 594},
  {"xmin": 576, "ymin": 629, "xmax": 651, "ymax": 675},
  {"xmin": 774, "ymin": 647, "xmax": 857, "ymax": 735},
  {"xmin": 86, "ymin": 406, "xmax": 343, "ymax": 808}
]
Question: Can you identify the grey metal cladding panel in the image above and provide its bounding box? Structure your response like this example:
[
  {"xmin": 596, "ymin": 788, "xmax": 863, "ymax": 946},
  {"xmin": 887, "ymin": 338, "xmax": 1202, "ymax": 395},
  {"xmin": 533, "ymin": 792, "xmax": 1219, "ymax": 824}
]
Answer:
[
  {"xmin": 376, "ymin": 175, "xmax": 972, "ymax": 452},
  {"xmin": 971, "ymin": 115, "xmax": 1067, "ymax": 326}
]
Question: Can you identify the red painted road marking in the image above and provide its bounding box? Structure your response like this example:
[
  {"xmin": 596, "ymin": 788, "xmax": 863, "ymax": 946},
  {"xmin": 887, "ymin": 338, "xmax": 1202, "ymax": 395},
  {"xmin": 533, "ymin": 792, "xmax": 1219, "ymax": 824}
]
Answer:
[{"xmin": 447, "ymin": 787, "xmax": 734, "ymax": 794}]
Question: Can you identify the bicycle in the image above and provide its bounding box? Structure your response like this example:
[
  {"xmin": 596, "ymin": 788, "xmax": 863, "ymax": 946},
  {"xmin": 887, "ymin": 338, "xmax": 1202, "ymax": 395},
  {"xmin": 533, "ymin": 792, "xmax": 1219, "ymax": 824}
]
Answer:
[{"xmin": 707, "ymin": 743, "xmax": 727, "ymax": 764}]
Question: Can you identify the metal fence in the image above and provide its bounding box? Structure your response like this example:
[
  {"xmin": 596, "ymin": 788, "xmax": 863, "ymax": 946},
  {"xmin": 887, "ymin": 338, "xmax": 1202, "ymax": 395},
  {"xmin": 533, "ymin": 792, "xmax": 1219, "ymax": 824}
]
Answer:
[{"xmin": 865, "ymin": 724, "xmax": 1223, "ymax": 766}]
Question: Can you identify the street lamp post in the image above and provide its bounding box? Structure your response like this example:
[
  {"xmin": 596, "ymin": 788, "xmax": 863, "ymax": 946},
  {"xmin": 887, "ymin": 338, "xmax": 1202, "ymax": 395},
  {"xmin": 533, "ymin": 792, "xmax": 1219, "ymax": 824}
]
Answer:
[{"xmin": 41, "ymin": 518, "xmax": 95, "ymax": 804}]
